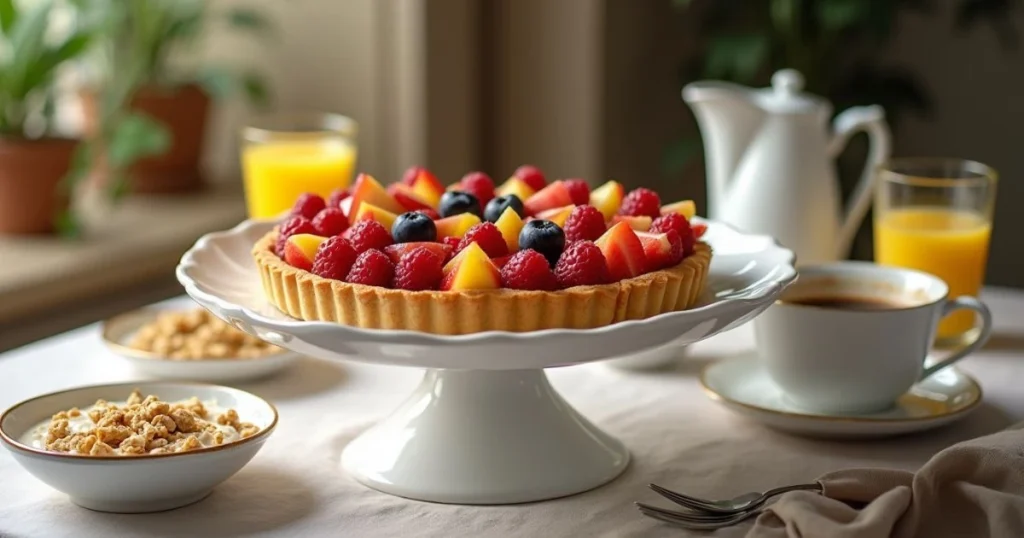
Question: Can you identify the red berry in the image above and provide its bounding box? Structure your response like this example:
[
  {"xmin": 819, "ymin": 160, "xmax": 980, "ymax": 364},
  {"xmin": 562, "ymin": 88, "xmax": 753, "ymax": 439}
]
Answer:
[
  {"xmin": 291, "ymin": 193, "xmax": 327, "ymax": 219},
  {"xmin": 311, "ymin": 236, "xmax": 358, "ymax": 280},
  {"xmin": 554, "ymin": 241, "xmax": 610, "ymax": 288},
  {"xmin": 342, "ymin": 220, "xmax": 393, "ymax": 254},
  {"xmin": 492, "ymin": 254, "xmax": 514, "ymax": 270},
  {"xmin": 441, "ymin": 236, "xmax": 462, "ymax": 254},
  {"xmin": 345, "ymin": 249, "xmax": 395, "ymax": 287},
  {"xmin": 393, "ymin": 248, "xmax": 445, "ymax": 291},
  {"xmin": 459, "ymin": 172, "xmax": 495, "ymax": 208},
  {"xmin": 664, "ymin": 229, "xmax": 686, "ymax": 267},
  {"xmin": 562, "ymin": 205, "xmax": 606, "ymax": 243},
  {"xmin": 692, "ymin": 223, "xmax": 708, "ymax": 239},
  {"xmin": 513, "ymin": 164, "xmax": 546, "ymax": 192},
  {"xmin": 564, "ymin": 179, "xmax": 591, "ymax": 206},
  {"xmin": 275, "ymin": 216, "xmax": 316, "ymax": 257},
  {"xmin": 618, "ymin": 188, "xmax": 661, "ymax": 219},
  {"xmin": 457, "ymin": 222, "xmax": 508, "ymax": 258},
  {"xmin": 327, "ymin": 187, "xmax": 351, "ymax": 209},
  {"xmin": 501, "ymin": 250, "xmax": 557, "ymax": 290},
  {"xmin": 401, "ymin": 165, "xmax": 426, "ymax": 186},
  {"xmin": 651, "ymin": 213, "xmax": 695, "ymax": 255},
  {"xmin": 312, "ymin": 207, "xmax": 349, "ymax": 236},
  {"xmin": 415, "ymin": 208, "xmax": 441, "ymax": 220}
]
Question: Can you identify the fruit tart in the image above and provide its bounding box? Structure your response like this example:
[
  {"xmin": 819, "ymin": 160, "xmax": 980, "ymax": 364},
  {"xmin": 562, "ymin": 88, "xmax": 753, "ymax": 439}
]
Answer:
[{"xmin": 253, "ymin": 165, "xmax": 711, "ymax": 334}]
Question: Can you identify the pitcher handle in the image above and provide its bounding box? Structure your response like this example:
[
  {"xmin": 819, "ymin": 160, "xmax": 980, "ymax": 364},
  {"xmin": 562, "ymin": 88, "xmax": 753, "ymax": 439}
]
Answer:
[
  {"xmin": 919, "ymin": 296, "xmax": 993, "ymax": 381},
  {"xmin": 828, "ymin": 105, "xmax": 892, "ymax": 259}
]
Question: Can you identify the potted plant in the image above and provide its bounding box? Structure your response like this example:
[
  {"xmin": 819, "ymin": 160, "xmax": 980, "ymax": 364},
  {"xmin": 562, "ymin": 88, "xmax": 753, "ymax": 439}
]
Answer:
[
  {"xmin": 0, "ymin": 0, "xmax": 94, "ymax": 234},
  {"xmin": 77, "ymin": 0, "xmax": 270, "ymax": 195}
]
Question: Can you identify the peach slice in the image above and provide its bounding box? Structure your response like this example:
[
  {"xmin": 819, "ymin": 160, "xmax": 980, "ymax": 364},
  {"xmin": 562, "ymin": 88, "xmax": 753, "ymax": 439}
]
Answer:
[
  {"xmin": 595, "ymin": 221, "xmax": 647, "ymax": 280},
  {"xmin": 494, "ymin": 206, "xmax": 524, "ymax": 253},
  {"xmin": 590, "ymin": 180, "xmax": 625, "ymax": 220},
  {"xmin": 440, "ymin": 242, "xmax": 501, "ymax": 291},
  {"xmin": 411, "ymin": 171, "xmax": 446, "ymax": 208},
  {"xmin": 611, "ymin": 215, "xmax": 652, "ymax": 232},
  {"xmin": 352, "ymin": 202, "xmax": 399, "ymax": 231},
  {"xmin": 661, "ymin": 200, "xmax": 696, "ymax": 219},
  {"xmin": 283, "ymin": 233, "xmax": 328, "ymax": 271},
  {"xmin": 535, "ymin": 205, "xmax": 575, "ymax": 227},
  {"xmin": 434, "ymin": 213, "xmax": 482, "ymax": 239},
  {"xmin": 495, "ymin": 177, "xmax": 536, "ymax": 202},
  {"xmin": 349, "ymin": 173, "xmax": 404, "ymax": 221},
  {"xmin": 387, "ymin": 183, "xmax": 434, "ymax": 212},
  {"xmin": 523, "ymin": 180, "xmax": 573, "ymax": 216}
]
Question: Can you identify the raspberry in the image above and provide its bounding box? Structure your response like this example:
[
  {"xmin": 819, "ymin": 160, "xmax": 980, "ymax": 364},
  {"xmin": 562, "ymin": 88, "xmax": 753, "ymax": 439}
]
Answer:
[
  {"xmin": 651, "ymin": 213, "xmax": 695, "ymax": 255},
  {"xmin": 562, "ymin": 205, "xmax": 606, "ymax": 243},
  {"xmin": 345, "ymin": 249, "xmax": 395, "ymax": 287},
  {"xmin": 415, "ymin": 208, "xmax": 441, "ymax": 220},
  {"xmin": 457, "ymin": 222, "xmax": 508, "ymax": 258},
  {"xmin": 311, "ymin": 236, "xmax": 358, "ymax": 280},
  {"xmin": 500, "ymin": 250, "xmax": 557, "ymax": 290},
  {"xmin": 291, "ymin": 193, "xmax": 327, "ymax": 219},
  {"xmin": 312, "ymin": 207, "xmax": 348, "ymax": 236},
  {"xmin": 564, "ymin": 179, "xmax": 591, "ymax": 206},
  {"xmin": 327, "ymin": 187, "xmax": 351, "ymax": 209},
  {"xmin": 618, "ymin": 188, "xmax": 661, "ymax": 219},
  {"xmin": 393, "ymin": 247, "xmax": 445, "ymax": 290},
  {"xmin": 342, "ymin": 219, "xmax": 393, "ymax": 254},
  {"xmin": 459, "ymin": 172, "xmax": 495, "ymax": 209},
  {"xmin": 513, "ymin": 165, "xmax": 547, "ymax": 192},
  {"xmin": 554, "ymin": 240, "xmax": 610, "ymax": 288},
  {"xmin": 441, "ymin": 236, "xmax": 462, "ymax": 255},
  {"xmin": 275, "ymin": 216, "xmax": 316, "ymax": 257}
]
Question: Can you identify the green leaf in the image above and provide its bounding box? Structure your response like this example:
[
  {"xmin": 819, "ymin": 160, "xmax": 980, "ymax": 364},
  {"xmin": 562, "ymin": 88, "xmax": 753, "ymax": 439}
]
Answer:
[
  {"xmin": 817, "ymin": 0, "xmax": 872, "ymax": 31},
  {"xmin": 703, "ymin": 34, "xmax": 770, "ymax": 82},
  {"xmin": 20, "ymin": 33, "xmax": 92, "ymax": 99},
  {"xmin": 195, "ymin": 67, "xmax": 236, "ymax": 99},
  {"xmin": 0, "ymin": 0, "xmax": 15, "ymax": 35},
  {"xmin": 55, "ymin": 209, "xmax": 82, "ymax": 239},
  {"xmin": 106, "ymin": 112, "xmax": 171, "ymax": 169},
  {"xmin": 4, "ymin": 0, "xmax": 51, "ymax": 99},
  {"xmin": 241, "ymin": 72, "xmax": 269, "ymax": 107},
  {"xmin": 226, "ymin": 7, "xmax": 271, "ymax": 35}
]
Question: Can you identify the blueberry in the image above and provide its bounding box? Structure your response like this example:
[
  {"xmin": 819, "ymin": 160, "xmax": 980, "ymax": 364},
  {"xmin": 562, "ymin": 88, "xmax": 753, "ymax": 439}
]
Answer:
[
  {"xmin": 392, "ymin": 212, "xmax": 437, "ymax": 243},
  {"xmin": 518, "ymin": 219, "xmax": 565, "ymax": 266},
  {"xmin": 439, "ymin": 191, "xmax": 482, "ymax": 218},
  {"xmin": 484, "ymin": 195, "xmax": 525, "ymax": 222}
]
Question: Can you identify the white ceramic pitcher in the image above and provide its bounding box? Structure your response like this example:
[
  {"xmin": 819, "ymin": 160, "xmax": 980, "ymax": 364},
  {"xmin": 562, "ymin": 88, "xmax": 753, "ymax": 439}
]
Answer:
[{"xmin": 683, "ymin": 69, "xmax": 892, "ymax": 264}]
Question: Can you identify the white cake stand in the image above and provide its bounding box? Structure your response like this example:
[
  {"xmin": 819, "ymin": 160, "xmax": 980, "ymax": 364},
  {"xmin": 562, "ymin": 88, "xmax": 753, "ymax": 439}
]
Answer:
[{"xmin": 176, "ymin": 218, "xmax": 796, "ymax": 505}]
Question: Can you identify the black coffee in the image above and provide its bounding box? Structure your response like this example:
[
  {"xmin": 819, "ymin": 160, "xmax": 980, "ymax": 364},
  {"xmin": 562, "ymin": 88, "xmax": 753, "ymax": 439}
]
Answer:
[{"xmin": 787, "ymin": 296, "xmax": 905, "ymax": 310}]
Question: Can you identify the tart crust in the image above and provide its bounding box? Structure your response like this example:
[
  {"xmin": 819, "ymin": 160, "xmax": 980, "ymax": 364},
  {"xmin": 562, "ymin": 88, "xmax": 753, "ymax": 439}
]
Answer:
[{"xmin": 254, "ymin": 230, "xmax": 712, "ymax": 334}]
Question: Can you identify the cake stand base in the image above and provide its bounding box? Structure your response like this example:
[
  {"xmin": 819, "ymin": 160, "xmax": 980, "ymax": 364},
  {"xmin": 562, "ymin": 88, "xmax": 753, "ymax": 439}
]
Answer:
[{"xmin": 341, "ymin": 369, "xmax": 630, "ymax": 504}]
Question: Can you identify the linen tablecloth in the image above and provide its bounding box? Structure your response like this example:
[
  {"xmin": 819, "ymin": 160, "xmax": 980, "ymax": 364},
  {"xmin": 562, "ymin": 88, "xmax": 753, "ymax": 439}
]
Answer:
[{"xmin": 3, "ymin": 291, "xmax": 1024, "ymax": 538}]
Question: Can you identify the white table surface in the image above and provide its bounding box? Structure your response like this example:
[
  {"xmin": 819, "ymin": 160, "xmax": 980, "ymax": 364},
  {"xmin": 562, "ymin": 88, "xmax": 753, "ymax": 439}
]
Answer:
[{"xmin": 3, "ymin": 290, "xmax": 1024, "ymax": 538}]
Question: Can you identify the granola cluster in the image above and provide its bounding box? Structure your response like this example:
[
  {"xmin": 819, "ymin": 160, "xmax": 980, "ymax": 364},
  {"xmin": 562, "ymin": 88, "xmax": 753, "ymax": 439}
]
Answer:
[
  {"xmin": 128, "ymin": 308, "xmax": 280, "ymax": 360},
  {"xmin": 43, "ymin": 390, "xmax": 260, "ymax": 456}
]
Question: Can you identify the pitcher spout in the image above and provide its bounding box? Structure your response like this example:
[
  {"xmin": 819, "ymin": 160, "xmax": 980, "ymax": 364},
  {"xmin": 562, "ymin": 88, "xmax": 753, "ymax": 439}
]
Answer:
[{"xmin": 682, "ymin": 81, "xmax": 765, "ymax": 220}]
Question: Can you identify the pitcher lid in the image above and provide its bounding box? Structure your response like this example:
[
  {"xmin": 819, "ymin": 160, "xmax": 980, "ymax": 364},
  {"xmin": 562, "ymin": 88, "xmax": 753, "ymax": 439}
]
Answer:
[{"xmin": 754, "ymin": 69, "xmax": 830, "ymax": 115}]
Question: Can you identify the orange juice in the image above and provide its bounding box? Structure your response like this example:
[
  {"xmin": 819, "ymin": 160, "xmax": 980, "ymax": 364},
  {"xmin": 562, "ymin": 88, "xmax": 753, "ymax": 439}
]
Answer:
[
  {"xmin": 874, "ymin": 208, "xmax": 991, "ymax": 338},
  {"xmin": 242, "ymin": 140, "xmax": 357, "ymax": 218}
]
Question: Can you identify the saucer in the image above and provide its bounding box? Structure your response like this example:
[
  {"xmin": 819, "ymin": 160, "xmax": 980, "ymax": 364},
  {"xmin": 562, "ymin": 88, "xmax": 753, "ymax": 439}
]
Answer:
[{"xmin": 700, "ymin": 354, "xmax": 982, "ymax": 439}]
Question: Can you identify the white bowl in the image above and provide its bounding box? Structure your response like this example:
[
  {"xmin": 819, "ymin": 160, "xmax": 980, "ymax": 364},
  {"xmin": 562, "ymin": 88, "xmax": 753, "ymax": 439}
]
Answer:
[
  {"xmin": 102, "ymin": 307, "xmax": 299, "ymax": 383},
  {"xmin": 0, "ymin": 382, "xmax": 278, "ymax": 513}
]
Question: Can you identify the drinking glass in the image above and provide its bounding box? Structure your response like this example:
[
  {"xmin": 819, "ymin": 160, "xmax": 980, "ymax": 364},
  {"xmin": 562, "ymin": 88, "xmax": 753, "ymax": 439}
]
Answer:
[
  {"xmin": 241, "ymin": 112, "xmax": 358, "ymax": 219},
  {"xmin": 874, "ymin": 158, "xmax": 997, "ymax": 345}
]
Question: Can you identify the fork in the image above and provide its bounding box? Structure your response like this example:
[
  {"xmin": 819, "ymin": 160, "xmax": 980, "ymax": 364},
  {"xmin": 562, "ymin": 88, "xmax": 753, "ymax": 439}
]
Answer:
[
  {"xmin": 648, "ymin": 481, "xmax": 822, "ymax": 515},
  {"xmin": 636, "ymin": 502, "xmax": 763, "ymax": 530}
]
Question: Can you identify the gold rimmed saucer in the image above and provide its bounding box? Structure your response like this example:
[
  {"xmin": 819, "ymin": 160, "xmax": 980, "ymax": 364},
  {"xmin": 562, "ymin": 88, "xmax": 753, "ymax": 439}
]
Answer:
[{"xmin": 700, "ymin": 354, "xmax": 982, "ymax": 439}]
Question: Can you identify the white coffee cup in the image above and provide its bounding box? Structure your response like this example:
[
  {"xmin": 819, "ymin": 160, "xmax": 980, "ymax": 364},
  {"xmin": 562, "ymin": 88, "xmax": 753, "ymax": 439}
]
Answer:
[{"xmin": 753, "ymin": 262, "xmax": 993, "ymax": 415}]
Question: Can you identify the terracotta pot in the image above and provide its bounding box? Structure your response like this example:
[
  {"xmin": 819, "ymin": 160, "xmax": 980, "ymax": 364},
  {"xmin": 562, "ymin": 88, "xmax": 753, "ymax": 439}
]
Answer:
[
  {"xmin": 0, "ymin": 137, "xmax": 76, "ymax": 234},
  {"xmin": 81, "ymin": 83, "xmax": 210, "ymax": 194}
]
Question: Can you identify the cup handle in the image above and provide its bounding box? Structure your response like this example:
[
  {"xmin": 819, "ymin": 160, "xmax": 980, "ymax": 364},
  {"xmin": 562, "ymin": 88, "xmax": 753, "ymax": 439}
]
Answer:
[{"xmin": 919, "ymin": 296, "xmax": 993, "ymax": 381}]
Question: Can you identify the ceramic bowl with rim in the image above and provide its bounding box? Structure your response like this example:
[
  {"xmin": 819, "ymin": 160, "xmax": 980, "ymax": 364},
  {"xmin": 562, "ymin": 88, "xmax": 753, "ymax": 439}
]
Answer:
[
  {"xmin": 103, "ymin": 306, "xmax": 299, "ymax": 382},
  {"xmin": 0, "ymin": 382, "xmax": 278, "ymax": 513}
]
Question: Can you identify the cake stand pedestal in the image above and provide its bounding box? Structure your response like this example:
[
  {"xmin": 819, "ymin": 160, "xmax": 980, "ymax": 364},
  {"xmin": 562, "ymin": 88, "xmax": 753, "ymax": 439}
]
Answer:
[{"xmin": 177, "ymin": 218, "xmax": 796, "ymax": 504}]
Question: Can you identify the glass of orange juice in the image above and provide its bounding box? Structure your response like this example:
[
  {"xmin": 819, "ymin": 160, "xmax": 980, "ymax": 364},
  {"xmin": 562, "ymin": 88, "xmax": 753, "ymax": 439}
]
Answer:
[
  {"xmin": 874, "ymin": 158, "xmax": 997, "ymax": 345},
  {"xmin": 241, "ymin": 112, "xmax": 358, "ymax": 219}
]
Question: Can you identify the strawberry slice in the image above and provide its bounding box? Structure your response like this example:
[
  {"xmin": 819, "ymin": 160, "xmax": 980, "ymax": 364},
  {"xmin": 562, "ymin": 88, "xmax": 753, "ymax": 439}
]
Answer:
[
  {"xmin": 594, "ymin": 222, "xmax": 647, "ymax": 280},
  {"xmin": 383, "ymin": 242, "xmax": 453, "ymax": 265},
  {"xmin": 692, "ymin": 223, "xmax": 708, "ymax": 239},
  {"xmin": 523, "ymin": 181, "xmax": 573, "ymax": 216},
  {"xmin": 636, "ymin": 231, "xmax": 684, "ymax": 269}
]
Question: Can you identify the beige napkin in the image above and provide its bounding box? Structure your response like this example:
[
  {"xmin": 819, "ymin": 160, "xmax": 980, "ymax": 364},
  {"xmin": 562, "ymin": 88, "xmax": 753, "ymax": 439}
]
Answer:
[{"xmin": 747, "ymin": 422, "xmax": 1024, "ymax": 538}]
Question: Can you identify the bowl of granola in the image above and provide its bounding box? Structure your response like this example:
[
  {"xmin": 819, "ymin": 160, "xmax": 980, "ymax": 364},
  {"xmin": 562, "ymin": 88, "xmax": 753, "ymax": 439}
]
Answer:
[
  {"xmin": 0, "ymin": 382, "xmax": 277, "ymax": 513},
  {"xmin": 102, "ymin": 306, "xmax": 299, "ymax": 382}
]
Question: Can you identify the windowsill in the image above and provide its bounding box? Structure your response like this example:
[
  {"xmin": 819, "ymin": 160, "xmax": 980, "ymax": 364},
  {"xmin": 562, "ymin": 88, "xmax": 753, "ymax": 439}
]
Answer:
[{"xmin": 0, "ymin": 182, "xmax": 247, "ymax": 331}]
